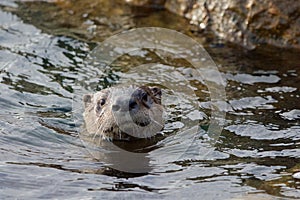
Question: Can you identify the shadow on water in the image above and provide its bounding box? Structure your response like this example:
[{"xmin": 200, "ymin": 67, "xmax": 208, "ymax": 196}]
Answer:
[{"xmin": 0, "ymin": 0, "xmax": 299, "ymax": 199}]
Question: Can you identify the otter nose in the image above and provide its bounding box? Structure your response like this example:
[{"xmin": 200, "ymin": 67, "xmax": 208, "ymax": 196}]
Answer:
[
  {"xmin": 111, "ymin": 97, "xmax": 138, "ymax": 112},
  {"xmin": 129, "ymin": 98, "xmax": 138, "ymax": 111}
]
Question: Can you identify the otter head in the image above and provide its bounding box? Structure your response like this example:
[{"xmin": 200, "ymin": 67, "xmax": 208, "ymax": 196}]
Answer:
[{"xmin": 83, "ymin": 85, "xmax": 163, "ymax": 141}]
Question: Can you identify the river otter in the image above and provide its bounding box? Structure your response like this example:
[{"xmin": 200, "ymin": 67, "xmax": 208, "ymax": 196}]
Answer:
[{"xmin": 83, "ymin": 85, "xmax": 164, "ymax": 141}]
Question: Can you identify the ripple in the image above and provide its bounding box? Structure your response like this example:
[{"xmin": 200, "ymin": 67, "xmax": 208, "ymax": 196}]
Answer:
[
  {"xmin": 225, "ymin": 124, "xmax": 300, "ymax": 140},
  {"xmin": 258, "ymin": 86, "xmax": 297, "ymax": 93},
  {"xmin": 229, "ymin": 96, "xmax": 277, "ymax": 111},
  {"xmin": 280, "ymin": 109, "xmax": 300, "ymax": 121},
  {"xmin": 226, "ymin": 73, "xmax": 281, "ymax": 84}
]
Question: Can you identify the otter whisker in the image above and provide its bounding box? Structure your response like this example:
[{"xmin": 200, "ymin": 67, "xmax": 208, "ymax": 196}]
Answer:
[
  {"xmin": 150, "ymin": 117, "xmax": 164, "ymax": 128},
  {"xmin": 118, "ymin": 129, "xmax": 122, "ymax": 140},
  {"xmin": 149, "ymin": 111, "xmax": 164, "ymax": 128},
  {"xmin": 92, "ymin": 118, "xmax": 107, "ymax": 142}
]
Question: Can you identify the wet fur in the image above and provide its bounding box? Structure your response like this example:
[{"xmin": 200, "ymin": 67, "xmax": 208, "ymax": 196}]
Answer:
[{"xmin": 83, "ymin": 85, "xmax": 163, "ymax": 141}]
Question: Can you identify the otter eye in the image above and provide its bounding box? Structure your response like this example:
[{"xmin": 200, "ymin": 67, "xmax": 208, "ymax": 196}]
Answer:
[
  {"xmin": 96, "ymin": 99, "xmax": 106, "ymax": 113},
  {"xmin": 99, "ymin": 99, "xmax": 106, "ymax": 106}
]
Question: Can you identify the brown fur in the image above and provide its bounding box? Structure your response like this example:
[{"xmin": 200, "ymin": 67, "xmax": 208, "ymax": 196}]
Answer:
[{"xmin": 83, "ymin": 85, "xmax": 163, "ymax": 141}]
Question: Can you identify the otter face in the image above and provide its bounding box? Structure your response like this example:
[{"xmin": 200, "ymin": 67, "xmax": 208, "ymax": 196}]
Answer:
[{"xmin": 83, "ymin": 85, "xmax": 163, "ymax": 141}]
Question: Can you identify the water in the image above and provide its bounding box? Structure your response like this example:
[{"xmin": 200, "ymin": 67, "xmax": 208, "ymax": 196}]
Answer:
[{"xmin": 0, "ymin": 1, "xmax": 300, "ymax": 199}]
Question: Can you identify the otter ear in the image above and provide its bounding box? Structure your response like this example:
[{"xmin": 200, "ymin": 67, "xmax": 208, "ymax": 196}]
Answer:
[
  {"xmin": 83, "ymin": 94, "xmax": 92, "ymax": 107},
  {"xmin": 150, "ymin": 86, "xmax": 162, "ymax": 103}
]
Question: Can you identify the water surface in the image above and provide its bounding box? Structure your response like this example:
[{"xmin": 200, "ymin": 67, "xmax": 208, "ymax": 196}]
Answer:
[{"xmin": 0, "ymin": 1, "xmax": 299, "ymax": 199}]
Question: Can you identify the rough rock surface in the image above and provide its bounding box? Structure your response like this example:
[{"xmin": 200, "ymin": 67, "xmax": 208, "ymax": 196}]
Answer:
[
  {"xmin": 128, "ymin": 0, "xmax": 300, "ymax": 49},
  {"xmin": 166, "ymin": 0, "xmax": 300, "ymax": 49}
]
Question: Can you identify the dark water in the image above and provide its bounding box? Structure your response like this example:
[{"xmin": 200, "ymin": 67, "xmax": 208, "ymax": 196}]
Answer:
[{"xmin": 0, "ymin": 0, "xmax": 299, "ymax": 199}]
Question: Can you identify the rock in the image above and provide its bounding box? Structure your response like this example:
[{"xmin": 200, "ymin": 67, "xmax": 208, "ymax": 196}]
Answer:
[
  {"xmin": 164, "ymin": 0, "xmax": 300, "ymax": 49},
  {"xmin": 292, "ymin": 172, "xmax": 300, "ymax": 179},
  {"xmin": 125, "ymin": 0, "xmax": 165, "ymax": 7}
]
